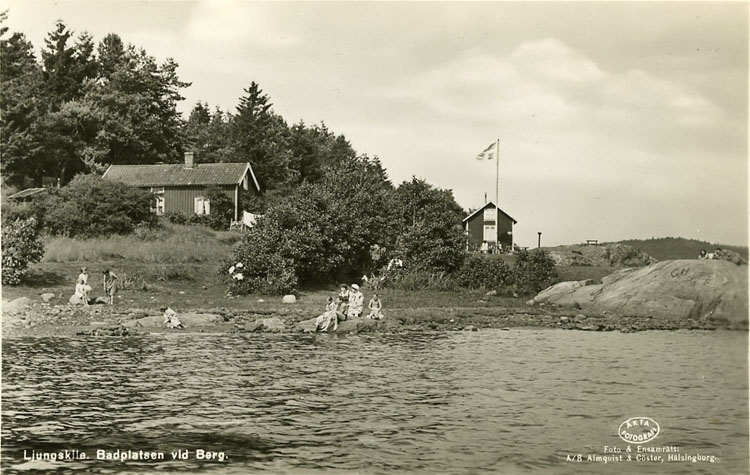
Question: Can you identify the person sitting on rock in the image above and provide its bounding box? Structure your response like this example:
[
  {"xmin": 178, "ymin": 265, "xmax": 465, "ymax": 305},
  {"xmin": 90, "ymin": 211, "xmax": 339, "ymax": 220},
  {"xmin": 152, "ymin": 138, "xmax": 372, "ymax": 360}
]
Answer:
[
  {"xmin": 347, "ymin": 284, "xmax": 364, "ymax": 319},
  {"xmin": 367, "ymin": 293, "xmax": 384, "ymax": 320},
  {"xmin": 315, "ymin": 297, "xmax": 338, "ymax": 332},
  {"xmin": 337, "ymin": 284, "xmax": 350, "ymax": 321},
  {"xmin": 161, "ymin": 306, "xmax": 185, "ymax": 329},
  {"xmin": 72, "ymin": 267, "xmax": 92, "ymax": 306}
]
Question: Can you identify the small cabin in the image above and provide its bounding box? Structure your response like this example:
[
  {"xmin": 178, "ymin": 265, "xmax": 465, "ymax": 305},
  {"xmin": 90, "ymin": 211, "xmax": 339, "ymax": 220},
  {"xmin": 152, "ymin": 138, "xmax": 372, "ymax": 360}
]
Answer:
[
  {"xmin": 102, "ymin": 152, "xmax": 260, "ymax": 222},
  {"xmin": 463, "ymin": 202, "xmax": 517, "ymax": 251}
]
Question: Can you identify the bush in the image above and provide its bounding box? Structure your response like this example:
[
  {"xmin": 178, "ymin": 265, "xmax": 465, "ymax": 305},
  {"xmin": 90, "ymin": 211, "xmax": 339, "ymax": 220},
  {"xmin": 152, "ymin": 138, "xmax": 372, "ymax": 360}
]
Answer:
[
  {"xmin": 43, "ymin": 174, "xmax": 157, "ymax": 237},
  {"xmin": 223, "ymin": 242, "xmax": 298, "ymax": 295},
  {"xmin": 379, "ymin": 268, "xmax": 457, "ymax": 291},
  {"xmin": 203, "ymin": 187, "xmax": 234, "ymax": 230},
  {"xmin": 163, "ymin": 211, "xmax": 188, "ymax": 225},
  {"xmin": 1, "ymin": 217, "xmax": 45, "ymax": 285},
  {"xmin": 513, "ymin": 249, "xmax": 558, "ymax": 295},
  {"xmin": 187, "ymin": 213, "xmax": 211, "ymax": 227},
  {"xmin": 455, "ymin": 254, "xmax": 513, "ymax": 290}
]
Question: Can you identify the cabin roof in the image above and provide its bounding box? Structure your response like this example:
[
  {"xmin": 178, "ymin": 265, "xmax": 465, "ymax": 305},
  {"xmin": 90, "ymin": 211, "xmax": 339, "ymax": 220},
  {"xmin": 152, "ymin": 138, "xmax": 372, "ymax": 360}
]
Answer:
[{"xmin": 102, "ymin": 163, "xmax": 260, "ymax": 191}]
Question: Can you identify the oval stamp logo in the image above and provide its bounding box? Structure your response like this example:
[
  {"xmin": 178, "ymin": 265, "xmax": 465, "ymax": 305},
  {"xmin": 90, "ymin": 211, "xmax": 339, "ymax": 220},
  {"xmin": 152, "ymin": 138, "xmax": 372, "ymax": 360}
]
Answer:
[{"xmin": 618, "ymin": 417, "xmax": 660, "ymax": 444}]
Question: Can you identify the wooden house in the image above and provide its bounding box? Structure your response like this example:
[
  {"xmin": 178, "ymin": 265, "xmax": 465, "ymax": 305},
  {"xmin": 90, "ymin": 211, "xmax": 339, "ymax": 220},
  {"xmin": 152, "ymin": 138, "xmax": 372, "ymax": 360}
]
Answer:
[
  {"xmin": 462, "ymin": 202, "xmax": 517, "ymax": 251},
  {"xmin": 102, "ymin": 152, "xmax": 260, "ymax": 221}
]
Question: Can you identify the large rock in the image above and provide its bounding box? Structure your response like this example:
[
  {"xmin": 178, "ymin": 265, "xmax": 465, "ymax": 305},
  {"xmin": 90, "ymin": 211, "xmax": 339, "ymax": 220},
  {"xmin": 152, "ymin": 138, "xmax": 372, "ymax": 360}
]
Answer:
[
  {"xmin": 3, "ymin": 297, "xmax": 32, "ymax": 313},
  {"xmin": 256, "ymin": 317, "xmax": 286, "ymax": 332},
  {"xmin": 282, "ymin": 295, "xmax": 297, "ymax": 304},
  {"xmin": 534, "ymin": 260, "xmax": 748, "ymax": 323},
  {"xmin": 40, "ymin": 293, "xmax": 56, "ymax": 302}
]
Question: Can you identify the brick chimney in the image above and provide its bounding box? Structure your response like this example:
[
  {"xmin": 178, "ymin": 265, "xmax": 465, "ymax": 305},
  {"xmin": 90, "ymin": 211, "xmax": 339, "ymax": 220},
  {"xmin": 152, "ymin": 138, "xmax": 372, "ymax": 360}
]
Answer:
[{"xmin": 184, "ymin": 151, "xmax": 194, "ymax": 169}]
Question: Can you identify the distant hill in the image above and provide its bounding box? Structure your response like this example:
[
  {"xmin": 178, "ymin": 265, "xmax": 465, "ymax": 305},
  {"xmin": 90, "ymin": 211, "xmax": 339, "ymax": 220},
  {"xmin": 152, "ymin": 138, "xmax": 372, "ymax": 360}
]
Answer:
[{"xmin": 611, "ymin": 237, "xmax": 748, "ymax": 261}]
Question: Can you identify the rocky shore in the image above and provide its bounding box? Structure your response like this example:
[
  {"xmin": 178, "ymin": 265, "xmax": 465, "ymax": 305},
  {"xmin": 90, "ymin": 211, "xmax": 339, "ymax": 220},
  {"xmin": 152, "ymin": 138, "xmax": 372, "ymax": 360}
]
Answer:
[{"xmin": 1, "ymin": 293, "xmax": 740, "ymax": 339}]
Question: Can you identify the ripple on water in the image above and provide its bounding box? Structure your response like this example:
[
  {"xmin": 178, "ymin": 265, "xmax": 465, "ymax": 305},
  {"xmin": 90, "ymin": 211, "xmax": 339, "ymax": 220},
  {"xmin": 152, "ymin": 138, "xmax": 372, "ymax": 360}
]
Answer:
[{"xmin": 1, "ymin": 330, "xmax": 747, "ymax": 474}]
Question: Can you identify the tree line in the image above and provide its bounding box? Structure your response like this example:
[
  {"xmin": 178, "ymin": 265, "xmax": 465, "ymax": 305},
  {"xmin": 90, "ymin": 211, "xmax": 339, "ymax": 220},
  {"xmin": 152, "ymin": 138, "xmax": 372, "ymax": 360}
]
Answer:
[
  {"xmin": 1, "ymin": 15, "xmax": 365, "ymax": 198},
  {"xmin": 1, "ymin": 15, "xmax": 559, "ymax": 293}
]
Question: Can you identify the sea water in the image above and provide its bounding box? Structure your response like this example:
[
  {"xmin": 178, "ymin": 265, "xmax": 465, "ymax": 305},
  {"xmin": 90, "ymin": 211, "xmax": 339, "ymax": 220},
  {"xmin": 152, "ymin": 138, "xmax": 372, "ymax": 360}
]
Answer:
[{"xmin": 2, "ymin": 329, "xmax": 747, "ymax": 474}]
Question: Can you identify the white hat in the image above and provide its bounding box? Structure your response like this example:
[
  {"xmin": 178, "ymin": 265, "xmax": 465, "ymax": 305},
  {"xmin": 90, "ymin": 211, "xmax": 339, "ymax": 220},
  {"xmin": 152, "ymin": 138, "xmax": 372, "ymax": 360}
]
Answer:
[{"xmin": 351, "ymin": 284, "xmax": 360, "ymax": 290}]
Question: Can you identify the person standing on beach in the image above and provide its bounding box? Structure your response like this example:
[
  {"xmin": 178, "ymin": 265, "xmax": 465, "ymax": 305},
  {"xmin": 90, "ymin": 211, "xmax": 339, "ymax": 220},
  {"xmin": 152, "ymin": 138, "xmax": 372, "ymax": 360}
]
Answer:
[{"xmin": 102, "ymin": 269, "xmax": 118, "ymax": 305}]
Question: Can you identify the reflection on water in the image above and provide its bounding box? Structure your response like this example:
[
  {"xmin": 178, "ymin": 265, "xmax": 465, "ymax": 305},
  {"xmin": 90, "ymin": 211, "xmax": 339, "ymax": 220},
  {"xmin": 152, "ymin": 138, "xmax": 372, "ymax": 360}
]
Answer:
[{"xmin": 2, "ymin": 330, "xmax": 747, "ymax": 474}]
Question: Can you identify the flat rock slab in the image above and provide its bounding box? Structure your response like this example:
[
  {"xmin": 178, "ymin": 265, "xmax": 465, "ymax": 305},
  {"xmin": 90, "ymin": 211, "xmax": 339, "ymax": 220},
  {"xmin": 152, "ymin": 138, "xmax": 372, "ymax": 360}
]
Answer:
[
  {"xmin": 534, "ymin": 259, "xmax": 748, "ymax": 323},
  {"xmin": 295, "ymin": 316, "xmax": 402, "ymax": 334},
  {"xmin": 131, "ymin": 313, "xmax": 223, "ymax": 328}
]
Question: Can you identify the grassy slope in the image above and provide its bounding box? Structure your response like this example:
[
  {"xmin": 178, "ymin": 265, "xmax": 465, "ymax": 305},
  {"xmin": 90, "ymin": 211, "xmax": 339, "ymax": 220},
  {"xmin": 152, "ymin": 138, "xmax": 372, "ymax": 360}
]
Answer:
[
  {"xmin": 9, "ymin": 224, "xmax": 742, "ymax": 313},
  {"xmin": 614, "ymin": 237, "xmax": 748, "ymax": 261}
]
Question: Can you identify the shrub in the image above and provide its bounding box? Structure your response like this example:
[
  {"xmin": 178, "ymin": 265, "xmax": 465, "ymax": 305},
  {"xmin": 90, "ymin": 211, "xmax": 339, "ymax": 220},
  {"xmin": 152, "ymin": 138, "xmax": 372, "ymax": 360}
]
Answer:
[
  {"xmin": 43, "ymin": 174, "xmax": 157, "ymax": 237},
  {"xmin": 513, "ymin": 249, "xmax": 559, "ymax": 295},
  {"xmin": 223, "ymin": 243, "xmax": 298, "ymax": 295},
  {"xmin": 379, "ymin": 268, "xmax": 457, "ymax": 291},
  {"xmin": 1, "ymin": 217, "xmax": 45, "ymax": 285},
  {"xmin": 455, "ymin": 254, "xmax": 513, "ymax": 290},
  {"xmin": 163, "ymin": 211, "xmax": 188, "ymax": 225},
  {"xmin": 187, "ymin": 213, "xmax": 211, "ymax": 227},
  {"xmin": 203, "ymin": 187, "xmax": 234, "ymax": 231}
]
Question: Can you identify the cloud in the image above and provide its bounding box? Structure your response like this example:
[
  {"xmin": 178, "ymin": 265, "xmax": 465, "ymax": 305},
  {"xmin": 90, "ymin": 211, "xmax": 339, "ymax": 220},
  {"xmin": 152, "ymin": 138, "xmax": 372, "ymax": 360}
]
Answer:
[{"xmin": 185, "ymin": 1, "xmax": 302, "ymax": 48}]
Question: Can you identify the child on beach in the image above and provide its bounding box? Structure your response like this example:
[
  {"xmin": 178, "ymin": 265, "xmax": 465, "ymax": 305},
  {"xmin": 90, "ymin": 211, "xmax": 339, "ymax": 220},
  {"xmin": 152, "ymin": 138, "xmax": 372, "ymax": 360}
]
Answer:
[
  {"xmin": 102, "ymin": 269, "xmax": 117, "ymax": 305},
  {"xmin": 367, "ymin": 293, "xmax": 384, "ymax": 319}
]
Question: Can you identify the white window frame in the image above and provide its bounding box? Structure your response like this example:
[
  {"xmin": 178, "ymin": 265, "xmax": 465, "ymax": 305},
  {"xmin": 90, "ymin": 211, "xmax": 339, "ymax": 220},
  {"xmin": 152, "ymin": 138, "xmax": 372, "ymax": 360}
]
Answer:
[
  {"xmin": 150, "ymin": 187, "xmax": 165, "ymax": 216},
  {"xmin": 194, "ymin": 196, "xmax": 211, "ymax": 215},
  {"xmin": 483, "ymin": 225, "xmax": 496, "ymax": 242}
]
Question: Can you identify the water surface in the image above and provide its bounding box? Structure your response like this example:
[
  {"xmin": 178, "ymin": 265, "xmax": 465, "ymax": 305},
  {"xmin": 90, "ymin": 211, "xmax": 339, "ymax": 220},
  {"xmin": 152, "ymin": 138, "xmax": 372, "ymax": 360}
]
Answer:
[{"xmin": 2, "ymin": 329, "xmax": 747, "ymax": 474}]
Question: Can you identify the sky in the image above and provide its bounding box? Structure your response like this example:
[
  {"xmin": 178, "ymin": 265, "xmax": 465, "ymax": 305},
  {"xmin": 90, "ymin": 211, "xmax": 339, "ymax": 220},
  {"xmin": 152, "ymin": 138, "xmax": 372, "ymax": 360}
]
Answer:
[{"xmin": 5, "ymin": 1, "xmax": 748, "ymax": 247}]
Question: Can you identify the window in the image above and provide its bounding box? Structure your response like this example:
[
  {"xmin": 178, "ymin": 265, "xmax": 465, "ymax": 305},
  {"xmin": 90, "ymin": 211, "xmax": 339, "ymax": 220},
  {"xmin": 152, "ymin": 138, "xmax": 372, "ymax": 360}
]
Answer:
[
  {"xmin": 194, "ymin": 196, "xmax": 211, "ymax": 215},
  {"xmin": 154, "ymin": 195, "xmax": 165, "ymax": 216},
  {"xmin": 483, "ymin": 225, "xmax": 496, "ymax": 242},
  {"xmin": 150, "ymin": 187, "xmax": 165, "ymax": 216},
  {"xmin": 483, "ymin": 206, "xmax": 495, "ymax": 222}
]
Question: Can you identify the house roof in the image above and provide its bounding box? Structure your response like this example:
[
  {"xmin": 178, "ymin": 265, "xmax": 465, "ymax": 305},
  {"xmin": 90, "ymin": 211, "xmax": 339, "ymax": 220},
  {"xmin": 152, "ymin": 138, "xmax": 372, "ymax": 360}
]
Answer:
[
  {"xmin": 7, "ymin": 188, "xmax": 47, "ymax": 200},
  {"xmin": 102, "ymin": 163, "xmax": 260, "ymax": 191},
  {"xmin": 462, "ymin": 202, "xmax": 517, "ymax": 224}
]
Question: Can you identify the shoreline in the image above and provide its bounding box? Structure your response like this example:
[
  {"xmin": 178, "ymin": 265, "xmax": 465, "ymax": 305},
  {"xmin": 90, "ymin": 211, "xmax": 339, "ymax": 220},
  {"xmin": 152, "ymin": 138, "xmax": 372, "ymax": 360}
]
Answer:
[{"xmin": 2, "ymin": 300, "xmax": 742, "ymax": 338}]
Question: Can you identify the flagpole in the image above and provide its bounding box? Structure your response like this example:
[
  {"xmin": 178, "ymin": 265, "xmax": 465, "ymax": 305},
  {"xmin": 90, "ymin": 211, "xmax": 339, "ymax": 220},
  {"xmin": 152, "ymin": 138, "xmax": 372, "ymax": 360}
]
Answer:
[{"xmin": 495, "ymin": 138, "xmax": 500, "ymax": 249}]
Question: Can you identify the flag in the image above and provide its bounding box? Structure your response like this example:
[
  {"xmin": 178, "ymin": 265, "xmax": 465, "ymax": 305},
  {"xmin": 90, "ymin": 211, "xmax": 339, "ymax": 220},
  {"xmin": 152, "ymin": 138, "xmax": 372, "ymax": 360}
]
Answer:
[{"xmin": 476, "ymin": 141, "xmax": 497, "ymax": 160}]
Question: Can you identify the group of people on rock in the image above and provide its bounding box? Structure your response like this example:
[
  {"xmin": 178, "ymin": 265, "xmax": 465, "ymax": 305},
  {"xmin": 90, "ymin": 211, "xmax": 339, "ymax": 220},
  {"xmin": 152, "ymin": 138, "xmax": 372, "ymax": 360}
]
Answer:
[
  {"xmin": 314, "ymin": 283, "xmax": 384, "ymax": 332},
  {"xmin": 70, "ymin": 267, "xmax": 117, "ymax": 306},
  {"xmin": 698, "ymin": 247, "xmax": 747, "ymax": 265}
]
